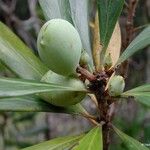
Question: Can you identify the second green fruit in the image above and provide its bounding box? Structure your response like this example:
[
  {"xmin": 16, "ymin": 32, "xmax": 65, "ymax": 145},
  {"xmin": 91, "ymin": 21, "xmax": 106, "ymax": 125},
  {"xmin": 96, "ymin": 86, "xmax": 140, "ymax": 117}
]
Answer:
[{"xmin": 40, "ymin": 70, "xmax": 86, "ymax": 107}]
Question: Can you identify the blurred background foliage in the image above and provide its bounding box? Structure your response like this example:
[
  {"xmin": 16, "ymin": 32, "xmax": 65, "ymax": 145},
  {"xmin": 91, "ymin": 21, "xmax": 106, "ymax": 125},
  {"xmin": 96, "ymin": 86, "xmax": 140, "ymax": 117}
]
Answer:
[{"xmin": 0, "ymin": 0, "xmax": 149, "ymax": 150}]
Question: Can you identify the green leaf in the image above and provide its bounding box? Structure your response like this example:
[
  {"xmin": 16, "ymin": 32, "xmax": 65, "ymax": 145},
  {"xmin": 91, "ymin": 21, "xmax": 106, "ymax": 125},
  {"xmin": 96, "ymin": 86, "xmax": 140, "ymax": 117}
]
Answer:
[
  {"xmin": 39, "ymin": 0, "xmax": 72, "ymax": 23},
  {"xmin": 113, "ymin": 126, "xmax": 149, "ymax": 150},
  {"xmin": 97, "ymin": 0, "xmax": 124, "ymax": 63},
  {"xmin": 0, "ymin": 61, "xmax": 6, "ymax": 71},
  {"xmin": 0, "ymin": 77, "xmax": 87, "ymax": 97},
  {"xmin": 74, "ymin": 126, "xmax": 103, "ymax": 150},
  {"xmin": 121, "ymin": 84, "xmax": 150, "ymax": 107},
  {"xmin": 69, "ymin": 0, "xmax": 92, "ymax": 59},
  {"xmin": 39, "ymin": 0, "xmax": 61, "ymax": 19},
  {"xmin": 122, "ymin": 84, "xmax": 150, "ymax": 96},
  {"xmin": 59, "ymin": 0, "xmax": 73, "ymax": 23},
  {"xmin": 135, "ymin": 95, "xmax": 150, "ymax": 107},
  {"xmin": 0, "ymin": 22, "xmax": 48, "ymax": 80},
  {"xmin": 22, "ymin": 134, "xmax": 84, "ymax": 150},
  {"xmin": 116, "ymin": 26, "xmax": 150, "ymax": 65},
  {"xmin": 0, "ymin": 96, "xmax": 87, "ymax": 115}
]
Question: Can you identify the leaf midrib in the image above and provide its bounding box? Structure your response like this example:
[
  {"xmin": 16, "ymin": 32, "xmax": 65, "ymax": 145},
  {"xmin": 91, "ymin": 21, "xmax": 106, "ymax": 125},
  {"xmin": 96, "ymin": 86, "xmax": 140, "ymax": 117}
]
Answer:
[
  {"xmin": 47, "ymin": 135, "xmax": 82, "ymax": 150},
  {"xmin": 87, "ymin": 127, "xmax": 99, "ymax": 150}
]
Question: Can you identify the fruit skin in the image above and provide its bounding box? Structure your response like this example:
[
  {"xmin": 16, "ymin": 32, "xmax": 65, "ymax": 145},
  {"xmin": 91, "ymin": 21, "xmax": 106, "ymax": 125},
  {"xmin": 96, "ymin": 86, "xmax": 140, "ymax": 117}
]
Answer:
[
  {"xmin": 37, "ymin": 19, "xmax": 82, "ymax": 76},
  {"xmin": 79, "ymin": 50, "xmax": 90, "ymax": 66},
  {"xmin": 103, "ymin": 53, "xmax": 112, "ymax": 70},
  {"xmin": 40, "ymin": 70, "xmax": 86, "ymax": 107},
  {"xmin": 108, "ymin": 75, "xmax": 125, "ymax": 96}
]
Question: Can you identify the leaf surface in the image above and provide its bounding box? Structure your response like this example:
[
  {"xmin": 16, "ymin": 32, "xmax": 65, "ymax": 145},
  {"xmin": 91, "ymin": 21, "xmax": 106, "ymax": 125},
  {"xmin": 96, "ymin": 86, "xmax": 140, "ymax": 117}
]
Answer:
[
  {"xmin": 113, "ymin": 126, "xmax": 149, "ymax": 150},
  {"xmin": 69, "ymin": 0, "xmax": 92, "ymax": 59},
  {"xmin": 116, "ymin": 26, "xmax": 150, "ymax": 65},
  {"xmin": 0, "ymin": 77, "xmax": 87, "ymax": 97},
  {"xmin": 122, "ymin": 84, "xmax": 150, "ymax": 96},
  {"xmin": 121, "ymin": 84, "xmax": 150, "ymax": 107},
  {"xmin": 74, "ymin": 126, "xmax": 102, "ymax": 150},
  {"xmin": 0, "ymin": 96, "xmax": 86, "ymax": 115},
  {"xmin": 22, "ymin": 134, "xmax": 84, "ymax": 150},
  {"xmin": 39, "ymin": 0, "xmax": 72, "ymax": 22},
  {"xmin": 0, "ymin": 22, "xmax": 48, "ymax": 80},
  {"xmin": 135, "ymin": 95, "xmax": 150, "ymax": 107},
  {"xmin": 97, "ymin": 0, "xmax": 124, "ymax": 63}
]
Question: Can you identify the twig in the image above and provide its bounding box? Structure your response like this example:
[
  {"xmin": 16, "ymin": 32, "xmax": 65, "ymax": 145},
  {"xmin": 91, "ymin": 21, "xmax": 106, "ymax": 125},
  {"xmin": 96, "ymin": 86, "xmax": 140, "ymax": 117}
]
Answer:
[
  {"xmin": 82, "ymin": 112, "xmax": 97, "ymax": 120},
  {"xmin": 83, "ymin": 116, "xmax": 99, "ymax": 126},
  {"xmin": 88, "ymin": 94, "xmax": 98, "ymax": 108},
  {"xmin": 81, "ymin": 110, "xmax": 99, "ymax": 126},
  {"xmin": 77, "ymin": 66, "xmax": 96, "ymax": 81},
  {"xmin": 120, "ymin": 0, "xmax": 138, "ymax": 78},
  {"xmin": 0, "ymin": 0, "xmax": 40, "ymax": 50},
  {"xmin": 28, "ymin": 0, "xmax": 40, "ymax": 35},
  {"xmin": 97, "ymin": 96, "xmax": 110, "ymax": 150},
  {"xmin": 45, "ymin": 113, "xmax": 51, "ymax": 140},
  {"xmin": 125, "ymin": 0, "xmax": 138, "ymax": 46}
]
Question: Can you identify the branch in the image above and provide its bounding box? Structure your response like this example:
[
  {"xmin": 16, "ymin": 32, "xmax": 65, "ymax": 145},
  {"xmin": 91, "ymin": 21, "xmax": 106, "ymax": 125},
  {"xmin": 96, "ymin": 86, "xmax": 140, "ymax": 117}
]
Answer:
[{"xmin": 120, "ymin": 0, "xmax": 138, "ymax": 79}]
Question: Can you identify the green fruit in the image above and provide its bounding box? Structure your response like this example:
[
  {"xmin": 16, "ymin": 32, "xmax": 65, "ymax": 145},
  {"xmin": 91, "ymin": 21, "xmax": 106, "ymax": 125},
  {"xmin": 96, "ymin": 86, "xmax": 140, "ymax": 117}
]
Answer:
[
  {"xmin": 40, "ymin": 70, "xmax": 86, "ymax": 106},
  {"xmin": 103, "ymin": 53, "xmax": 112, "ymax": 70},
  {"xmin": 108, "ymin": 75, "xmax": 125, "ymax": 96},
  {"xmin": 79, "ymin": 50, "xmax": 90, "ymax": 66},
  {"xmin": 37, "ymin": 19, "xmax": 82, "ymax": 76}
]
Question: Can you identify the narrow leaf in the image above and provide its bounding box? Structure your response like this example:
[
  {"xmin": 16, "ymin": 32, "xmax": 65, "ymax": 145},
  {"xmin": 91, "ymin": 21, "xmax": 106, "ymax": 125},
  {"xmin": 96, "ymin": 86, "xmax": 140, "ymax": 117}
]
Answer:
[
  {"xmin": 122, "ymin": 84, "xmax": 150, "ymax": 96},
  {"xmin": 0, "ymin": 22, "xmax": 48, "ymax": 80},
  {"xmin": 22, "ymin": 134, "xmax": 84, "ymax": 150},
  {"xmin": 0, "ymin": 77, "xmax": 87, "ymax": 97},
  {"xmin": 135, "ymin": 95, "xmax": 150, "ymax": 107},
  {"xmin": 121, "ymin": 84, "xmax": 150, "ymax": 107},
  {"xmin": 39, "ymin": 0, "xmax": 61, "ymax": 19},
  {"xmin": 113, "ymin": 126, "xmax": 149, "ymax": 150},
  {"xmin": 74, "ymin": 126, "xmax": 102, "ymax": 150},
  {"xmin": 39, "ymin": 0, "xmax": 72, "ymax": 23},
  {"xmin": 97, "ymin": 0, "xmax": 124, "ymax": 62},
  {"xmin": 116, "ymin": 26, "xmax": 150, "ymax": 65},
  {"xmin": 58, "ymin": 0, "xmax": 73, "ymax": 23},
  {"xmin": 0, "ymin": 97, "xmax": 87, "ymax": 115},
  {"xmin": 69, "ymin": 0, "xmax": 92, "ymax": 59}
]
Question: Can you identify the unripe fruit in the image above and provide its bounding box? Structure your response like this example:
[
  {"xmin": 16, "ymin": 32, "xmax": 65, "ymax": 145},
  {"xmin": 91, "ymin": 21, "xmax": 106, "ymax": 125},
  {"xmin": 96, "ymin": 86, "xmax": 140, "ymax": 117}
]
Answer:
[
  {"xmin": 37, "ymin": 19, "xmax": 82, "ymax": 76},
  {"xmin": 108, "ymin": 75, "xmax": 125, "ymax": 96},
  {"xmin": 79, "ymin": 50, "xmax": 90, "ymax": 66},
  {"xmin": 103, "ymin": 53, "xmax": 112, "ymax": 70},
  {"xmin": 40, "ymin": 70, "xmax": 86, "ymax": 107}
]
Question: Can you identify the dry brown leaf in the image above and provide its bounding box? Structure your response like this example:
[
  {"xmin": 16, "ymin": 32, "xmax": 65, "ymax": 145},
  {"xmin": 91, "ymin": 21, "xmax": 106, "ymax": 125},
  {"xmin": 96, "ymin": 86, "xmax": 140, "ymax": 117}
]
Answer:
[
  {"xmin": 107, "ymin": 23, "xmax": 121, "ymax": 66},
  {"xmin": 92, "ymin": 13, "xmax": 121, "ymax": 70}
]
